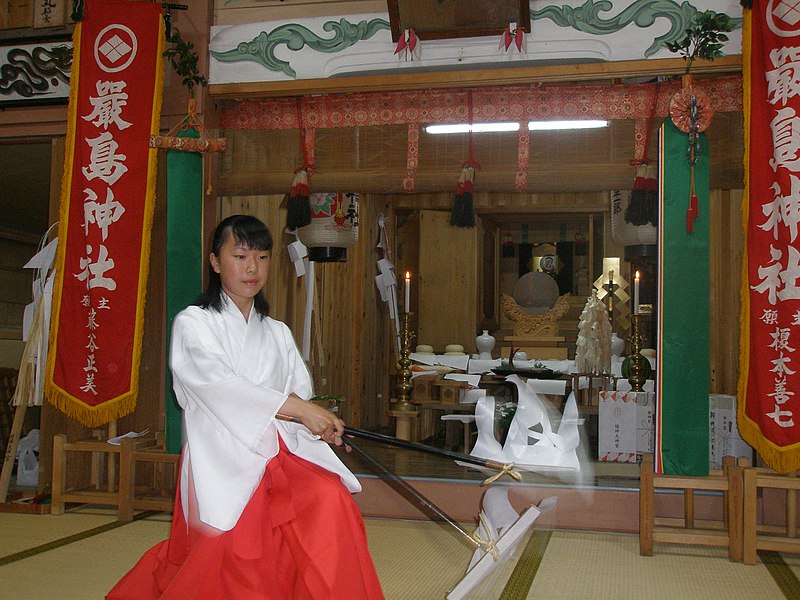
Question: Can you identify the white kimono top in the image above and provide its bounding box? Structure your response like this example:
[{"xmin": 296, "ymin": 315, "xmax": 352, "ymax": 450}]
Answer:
[{"xmin": 170, "ymin": 295, "xmax": 361, "ymax": 531}]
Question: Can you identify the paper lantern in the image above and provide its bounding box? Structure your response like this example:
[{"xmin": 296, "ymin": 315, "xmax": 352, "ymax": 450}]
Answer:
[
  {"xmin": 610, "ymin": 190, "xmax": 656, "ymax": 246},
  {"xmin": 298, "ymin": 192, "xmax": 359, "ymax": 262}
]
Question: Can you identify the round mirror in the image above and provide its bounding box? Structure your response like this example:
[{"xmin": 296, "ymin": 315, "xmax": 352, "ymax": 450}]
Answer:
[{"xmin": 512, "ymin": 271, "xmax": 559, "ymax": 315}]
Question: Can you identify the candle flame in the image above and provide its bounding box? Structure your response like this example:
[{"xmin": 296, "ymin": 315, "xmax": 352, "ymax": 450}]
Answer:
[
  {"xmin": 405, "ymin": 271, "xmax": 411, "ymax": 280},
  {"xmin": 635, "ymin": 270, "xmax": 640, "ymax": 280}
]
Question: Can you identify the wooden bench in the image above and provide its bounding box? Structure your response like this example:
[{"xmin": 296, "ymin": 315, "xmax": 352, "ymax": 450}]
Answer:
[
  {"xmin": 52, "ymin": 432, "xmax": 179, "ymax": 521},
  {"xmin": 118, "ymin": 440, "xmax": 180, "ymax": 521},
  {"xmin": 742, "ymin": 467, "xmax": 800, "ymax": 565},
  {"xmin": 639, "ymin": 452, "xmax": 749, "ymax": 561}
]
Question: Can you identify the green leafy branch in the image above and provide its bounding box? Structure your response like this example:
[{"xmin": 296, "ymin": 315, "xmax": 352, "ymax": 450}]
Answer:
[
  {"xmin": 665, "ymin": 10, "xmax": 734, "ymax": 75},
  {"xmin": 311, "ymin": 395, "xmax": 346, "ymax": 410},
  {"xmin": 496, "ymin": 401, "xmax": 517, "ymax": 429},
  {"xmin": 163, "ymin": 28, "xmax": 208, "ymax": 98}
]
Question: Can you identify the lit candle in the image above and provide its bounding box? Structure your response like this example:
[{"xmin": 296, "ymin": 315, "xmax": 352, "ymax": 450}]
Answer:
[
  {"xmin": 405, "ymin": 271, "xmax": 411, "ymax": 313},
  {"xmin": 634, "ymin": 270, "xmax": 640, "ymax": 315}
]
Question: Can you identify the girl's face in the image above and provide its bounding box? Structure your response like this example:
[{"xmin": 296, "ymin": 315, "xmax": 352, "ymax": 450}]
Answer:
[{"xmin": 210, "ymin": 234, "xmax": 271, "ymax": 318}]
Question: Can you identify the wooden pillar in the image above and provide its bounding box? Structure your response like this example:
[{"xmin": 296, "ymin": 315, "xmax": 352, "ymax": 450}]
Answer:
[
  {"xmin": 388, "ymin": 409, "xmax": 418, "ymax": 441},
  {"xmin": 639, "ymin": 452, "xmax": 655, "ymax": 556}
]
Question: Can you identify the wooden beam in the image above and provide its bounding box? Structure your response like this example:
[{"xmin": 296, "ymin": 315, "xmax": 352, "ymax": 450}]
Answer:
[
  {"xmin": 0, "ymin": 227, "xmax": 42, "ymax": 244},
  {"xmin": 209, "ymin": 56, "xmax": 742, "ymax": 99}
]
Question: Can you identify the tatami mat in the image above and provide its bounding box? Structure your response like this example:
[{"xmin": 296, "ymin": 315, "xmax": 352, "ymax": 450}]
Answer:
[
  {"xmin": 0, "ymin": 511, "xmax": 117, "ymax": 556},
  {"xmin": 364, "ymin": 518, "xmax": 533, "ymax": 600},
  {"xmin": 528, "ymin": 531, "xmax": 785, "ymax": 600},
  {"xmin": 786, "ymin": 551, "xmax": 800, "ymax": 580},
  {"xmin": 0, "ymin": 518, "xmax": 170, "ymax": 599},
  {"xmin": 366, "ymin": 519, "xmax": 477, "ymax": 599},
  {"xmin": 0, "ymin": 510, "xmax": 795, "ymax": 600}
]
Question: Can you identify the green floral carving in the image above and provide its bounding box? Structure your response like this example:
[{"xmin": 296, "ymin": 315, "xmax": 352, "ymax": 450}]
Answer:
[
  {"xmin": 531, "ymin": 0, "xmax": 741, "ymax": 58},
  {"xmin": 212, "ymin": 2, "xmax": 741, "ymax": 77},
  {"xmin": 211, "ymin": 18, "xmax": 389, "ymax": 78}
]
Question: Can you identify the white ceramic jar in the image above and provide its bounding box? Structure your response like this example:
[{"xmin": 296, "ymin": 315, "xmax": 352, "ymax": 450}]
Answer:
[{"xmin": 475, "ymin": 330, "xmax": 496, "ymax": 360}]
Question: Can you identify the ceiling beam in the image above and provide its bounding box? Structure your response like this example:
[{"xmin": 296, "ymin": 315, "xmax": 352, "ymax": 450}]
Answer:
[
  {"xmin": 209, "ymin": 55, "xmax": 741, "ymax": 99},
  {"xmin": 0, "ymin": 226, "xmax": 42, "ymax": 244}
]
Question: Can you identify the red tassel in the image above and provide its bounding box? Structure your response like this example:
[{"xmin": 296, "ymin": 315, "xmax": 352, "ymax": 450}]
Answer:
[
  {"xmin": 690, "ymin": 193, "xmax": 699, "ymax": 218},
  {"xmin": 456, "ymin": 178, "xmax": 474, "ymax": 196},
  {"xmin": 686, "ymin": 209, "xmax": 694, "ymax": 233},
  {"xmin": 632, "ymin": 163, "xmax": 648, "ymax": 190},
  {"xmin": 290, "ymin": 174, "xmax": 309, "ymax": 197},
  {"xmin": 287, "ymin": 168, "xmax": 312, "ymax": 230}
]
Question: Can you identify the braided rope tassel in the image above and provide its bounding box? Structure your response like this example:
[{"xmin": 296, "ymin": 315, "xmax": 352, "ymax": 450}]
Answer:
[{"xmin": 469, "ymin": 514, "xmax": 501, "ymax": 561}]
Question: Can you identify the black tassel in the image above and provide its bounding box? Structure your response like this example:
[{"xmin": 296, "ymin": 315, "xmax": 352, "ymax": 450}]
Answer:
[
  {"xmin": 625, "ymin": 163, "xmax": 658, "ymax": 227},
  {"xmin": 449, "ymin": 165, "xmax": 476, "ymax": 227},
  {"xmin": 286, "ymin": 168, "xmax": 311, "ymax": 230}
]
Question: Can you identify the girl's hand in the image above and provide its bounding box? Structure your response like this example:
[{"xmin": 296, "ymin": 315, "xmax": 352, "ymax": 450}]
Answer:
[{"xmin": 280, "ymin": 393, "xmax": 345, "ymax": 446}]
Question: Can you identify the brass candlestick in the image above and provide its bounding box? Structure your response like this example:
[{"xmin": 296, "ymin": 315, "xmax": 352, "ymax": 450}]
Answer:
[
  {"xmin": 393, "ymin": 311, "xmax": 416, "ymax": 412},
  {"xmin": 627, "ymin": 314, "xmax": 647, "ymax": 392}
]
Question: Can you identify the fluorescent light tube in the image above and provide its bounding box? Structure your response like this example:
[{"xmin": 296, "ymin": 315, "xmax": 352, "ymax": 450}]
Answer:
[
  {"xmin": 424, "ymin": 120, "xmax": 609, "ymax": 134},
  {"xmin": 528, "ymin": 120, "xmax": 609, "ymax": 130},
  {"xmin": 424, "ymin": 122, "xmax": 520, "ymax": 134}
]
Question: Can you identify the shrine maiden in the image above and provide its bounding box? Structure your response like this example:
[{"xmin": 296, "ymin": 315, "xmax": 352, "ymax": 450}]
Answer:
[{"xmin": 107, "ymin": 214, "xmax": 384, "ymax": 600}]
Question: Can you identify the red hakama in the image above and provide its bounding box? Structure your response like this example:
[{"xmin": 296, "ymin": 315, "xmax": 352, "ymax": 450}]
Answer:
[{"xmin": 107, "ymin": 440, "xmax": 384, "ymax": 599}]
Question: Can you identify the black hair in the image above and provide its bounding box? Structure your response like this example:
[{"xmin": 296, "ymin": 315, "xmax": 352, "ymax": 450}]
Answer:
[{"xmin": 196, "ymin": 214, "xmax": 273, "ymax": 318}]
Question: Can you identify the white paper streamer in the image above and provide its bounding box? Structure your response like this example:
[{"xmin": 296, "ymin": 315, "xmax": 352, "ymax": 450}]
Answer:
[
  {"xmin": 470, "ymin": 375, "xmax": 581, "ymax": 471},
  {"xmin": 467, "ymin": 358, "xmax": 500, "ymax": 374},
  {"xmin": 471, "ymin": 395, "xmax": 503, "ymax": 458},
  {"xmin": 286, "ymin": 230, "xmax": 314, "ymax": 361},
  {"xmin": 15, "ymin": 225, "xmax": 58, "ymax": 407},
  {"xmin": 287, "ymin": 239, "xmax": 307, "ymax": 277},
  {"xmin": 376, "ymin": 216, "xmax": 402, "ymax": 356},
  {"xmin": 443, "ymin": 373, "xmax": 481, "ymax": 388}
]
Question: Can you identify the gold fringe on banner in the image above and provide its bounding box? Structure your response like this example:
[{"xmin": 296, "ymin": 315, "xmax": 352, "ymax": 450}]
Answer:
[{"xmin": 737, "ymin": 2, "xmax": 755, "ymax": 464}]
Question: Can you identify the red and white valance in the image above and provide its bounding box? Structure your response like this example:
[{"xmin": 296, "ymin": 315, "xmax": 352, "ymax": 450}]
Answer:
[{"xmin": 219, "ymin": 76, "xmax": 741, "ymax": 192}]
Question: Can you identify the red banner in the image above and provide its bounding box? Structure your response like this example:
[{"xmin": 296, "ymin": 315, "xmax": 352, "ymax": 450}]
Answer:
[
  {"xmin": 46, "ymin": 0, "xmax": 164, "ymax": 426},
  {"xmin": 740, "ymin": 2, "xmax": 800, "ymax": 472}
]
